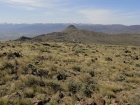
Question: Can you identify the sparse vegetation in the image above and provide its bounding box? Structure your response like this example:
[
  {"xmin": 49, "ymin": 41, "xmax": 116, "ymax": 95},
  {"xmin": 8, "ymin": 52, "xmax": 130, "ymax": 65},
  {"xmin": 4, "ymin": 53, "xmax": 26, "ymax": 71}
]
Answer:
[{"xmin": 0, "ymin": 41, "xmax": 140, "ymax": 105}]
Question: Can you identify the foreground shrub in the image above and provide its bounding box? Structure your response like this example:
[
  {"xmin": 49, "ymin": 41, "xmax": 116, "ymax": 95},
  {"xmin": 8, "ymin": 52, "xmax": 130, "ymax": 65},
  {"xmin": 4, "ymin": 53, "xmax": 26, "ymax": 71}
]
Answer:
[
  {"xmin": 72, "ymin": 66, "xmax": 81, "ymax": 72},
  {"xmin": 46, "ymin": 80, "xmax": 61, "ymax": 93},
  {"xmin": 0, "ymin": 100, "xmax": 5, "ymax": 105},
  {"xmin": 67, "ymin": 79, "xmax": 82, "ymax": 94},
  {"xmin": 11, "ymin": 99, "xmax": 31, "ymax": 105},
  {"xmin": 105, "ymin": 57, "xmax": 112, "ymax": 61},
  {"xmin": 82, "ymin": 84, "xmax": 92, "ymax": 98}
]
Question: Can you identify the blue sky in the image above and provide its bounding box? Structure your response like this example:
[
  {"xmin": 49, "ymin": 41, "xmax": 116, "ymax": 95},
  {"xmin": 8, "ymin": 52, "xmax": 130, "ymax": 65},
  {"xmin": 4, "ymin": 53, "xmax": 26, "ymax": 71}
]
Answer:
[{"xmin": 0, "ymin": 0, "xmax": 140, "ymax": 25}]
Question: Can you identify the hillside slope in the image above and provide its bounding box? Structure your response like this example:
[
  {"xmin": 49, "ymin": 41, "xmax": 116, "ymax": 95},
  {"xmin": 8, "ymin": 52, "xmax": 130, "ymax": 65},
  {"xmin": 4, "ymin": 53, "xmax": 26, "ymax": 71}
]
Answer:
[
  {"xmin": 18, "ymin": 25, "xmax": 140, "ymax": 46},
  {"xmin": 1, "ymin": 23, "xmax": 140, "ymax": 41}
]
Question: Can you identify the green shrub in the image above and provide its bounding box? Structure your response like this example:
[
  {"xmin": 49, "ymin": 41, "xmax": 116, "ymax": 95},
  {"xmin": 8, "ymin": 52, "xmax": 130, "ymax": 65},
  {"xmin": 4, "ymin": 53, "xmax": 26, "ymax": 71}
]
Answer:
[
  {"xmin": 24, "ymin": 75, "xmax": 43, "ymax": 87},
  {"xmin": 67, "ymin": 79, "xmax": 82, "ymax": 94},
  {"xmin": 136, "ymin": 64, "xmax": 140, "ymax": 67},
  {"xmin": 24, "ymin": 88, "xmax": 35, "ymax": 98},
  {"xmin": 105, "ymin": 57, "xmax": 112, "ymax": 61},
  {"xmin": 74, "ymin": 49, "xmax": 85, "ymax": 54},
  {"xmin": 2, "ymin": 62, "xmax": 14, "ymax": 69},
  {"xmin": 0, "ymin": 100, "xmax": 5, "ymax": 105},
  {"xmin": 12, "ymin": 99, "xmax": 31, "ymax": 105},
  {"xmin": 40, "ymin": 47, "xmax": 51, "ymax": 53},
  {"xmin": 46, "ymin": 80, "xmax": 61, "ymax": 92},
  {"xmin": 72, "ymin": 66, "xmax": 81, "ymax": 72},
  {"xmin": 82, "ymin": 85, "xmax": 92, "ymax": 98}
]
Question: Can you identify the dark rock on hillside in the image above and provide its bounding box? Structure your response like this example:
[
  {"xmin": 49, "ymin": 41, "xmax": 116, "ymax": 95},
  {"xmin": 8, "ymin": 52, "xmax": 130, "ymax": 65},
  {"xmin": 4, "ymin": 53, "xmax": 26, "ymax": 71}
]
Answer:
[{"xmin": 15, "ymin": 36, "xmax": 31, "ymax": 41}]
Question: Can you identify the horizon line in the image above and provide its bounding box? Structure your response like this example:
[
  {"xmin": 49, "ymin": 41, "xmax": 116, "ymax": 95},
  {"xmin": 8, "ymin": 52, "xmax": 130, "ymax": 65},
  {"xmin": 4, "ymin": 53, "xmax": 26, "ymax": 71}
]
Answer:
[{"xmin": 0, "ymin": 22, "xmax": 138, "ymax": 26}]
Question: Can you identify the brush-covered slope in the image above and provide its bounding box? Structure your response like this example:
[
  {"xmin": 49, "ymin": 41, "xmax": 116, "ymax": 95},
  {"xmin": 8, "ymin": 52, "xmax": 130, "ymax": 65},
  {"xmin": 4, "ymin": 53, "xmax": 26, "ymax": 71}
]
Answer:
[
  {"xmin": 26, "ymin": 25, "xmax": 140, "ymax": 46},
  {"xmin": 0, "ymin": 41, "xmax": 140, "ymax": 105},
  {"xmin": 2, "ymin": 23, "xmax": 140, "ymax": 41}
]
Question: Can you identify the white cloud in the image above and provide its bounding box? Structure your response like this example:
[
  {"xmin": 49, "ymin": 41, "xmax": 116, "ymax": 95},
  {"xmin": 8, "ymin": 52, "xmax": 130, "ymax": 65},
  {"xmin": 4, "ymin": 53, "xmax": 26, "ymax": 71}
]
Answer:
[
  {"xmin": 78, "ymin": 9, "xmax": 140, "ymax": 25},
  {"xmin": 79, "ymin": 9, "xmax": 112, "ymax": 24},
  {"xmin": 1, "ymin": 0, "xmax": 65, "ymax": 10}
]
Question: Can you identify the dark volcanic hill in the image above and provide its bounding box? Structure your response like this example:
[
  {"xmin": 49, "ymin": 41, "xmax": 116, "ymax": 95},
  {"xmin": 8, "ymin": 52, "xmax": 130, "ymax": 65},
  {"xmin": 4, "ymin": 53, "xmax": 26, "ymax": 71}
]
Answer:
[{"xmin": 16, "ymin": 25, "xmax": 140, "ymax": 46}]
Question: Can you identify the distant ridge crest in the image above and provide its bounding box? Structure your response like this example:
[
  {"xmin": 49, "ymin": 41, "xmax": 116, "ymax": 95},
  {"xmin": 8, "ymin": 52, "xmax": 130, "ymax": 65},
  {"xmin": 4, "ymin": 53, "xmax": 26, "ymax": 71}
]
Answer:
[{"xmin": 67, "ymin": 25, "xmax": 77, "ymax": 29}]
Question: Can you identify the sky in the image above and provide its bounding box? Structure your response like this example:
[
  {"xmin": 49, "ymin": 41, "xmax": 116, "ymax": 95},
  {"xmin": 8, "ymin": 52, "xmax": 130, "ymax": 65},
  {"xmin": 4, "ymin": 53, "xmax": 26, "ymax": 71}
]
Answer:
[{"xmin": 0, "ymin": 0, "xmax": 140, "ymax": 25}]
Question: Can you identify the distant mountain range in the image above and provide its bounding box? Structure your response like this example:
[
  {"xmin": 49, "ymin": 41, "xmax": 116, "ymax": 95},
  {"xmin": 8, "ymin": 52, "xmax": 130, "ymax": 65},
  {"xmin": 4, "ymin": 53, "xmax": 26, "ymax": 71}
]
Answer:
[
  {"xmin": 16, "ymin": 25, "xmax": 140, "ymax": 46},
  {"xmin": 1, "ymin": 23, "xmax": 140, "ymax": 41}
]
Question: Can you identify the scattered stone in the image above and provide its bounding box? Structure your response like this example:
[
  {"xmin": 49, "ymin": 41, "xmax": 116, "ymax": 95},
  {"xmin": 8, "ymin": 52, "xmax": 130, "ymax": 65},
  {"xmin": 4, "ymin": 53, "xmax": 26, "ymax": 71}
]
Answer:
[
  {"xmin": 72, "ymin": 95, "xmax": 80, "ymax": 102},
  {"xmin": 94, "ymin": 98, "xmax": 105, "ymax": 105},
  {"xmin": 67, "ymin": 70, "xmax": 81, "ymax": 76},
  {"xmin": 28, "ymin": 64, "xmax": 37, "ymax": 74},
  {"xmin": 75, "ymin": 101, "xmax": 82, "ymax": 105},
  {"xmin": 12, "ymin": 74, "xmax": 19, "ymax": 80},
  {"xmin": 114, "ymin": 98, "xmax": 120, "ymax": 103},
  {"xmin": 8, "ymin": 92, "xmax": 21, "ymax": 99},
  {"xmin": 32, "ymin": 99, "xmax": 43, "ymax": 105},
  {"xmin": 80, "ymin": 98, "xmax": 95, "ymax": 105},
  {"xmin": 38, "ymin": 56, "xmax": 49, "ymax": 60}
]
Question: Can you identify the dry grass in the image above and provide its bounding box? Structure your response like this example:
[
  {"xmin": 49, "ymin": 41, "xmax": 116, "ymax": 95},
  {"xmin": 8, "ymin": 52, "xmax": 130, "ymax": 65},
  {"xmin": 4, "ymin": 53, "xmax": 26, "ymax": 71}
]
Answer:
[{"xmin": 0, "ymin": 41, "xmax": 140, "ymax": 104}]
